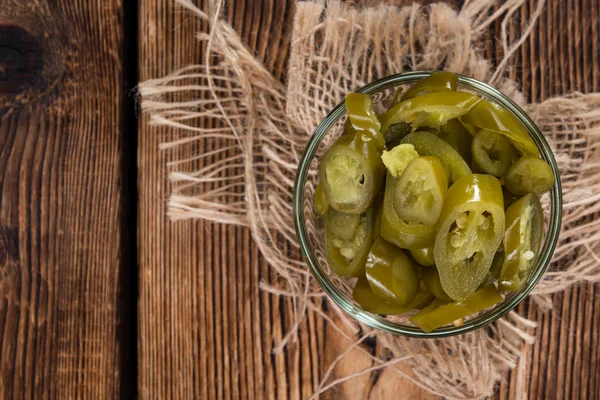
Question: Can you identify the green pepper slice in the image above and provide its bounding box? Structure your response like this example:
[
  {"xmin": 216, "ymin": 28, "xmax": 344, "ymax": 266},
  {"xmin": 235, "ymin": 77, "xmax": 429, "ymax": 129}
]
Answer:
[
  {"xmin": 380, "ymin": 173, "xmax": 436, "ymax": 249},
  {"xmin": 401, "ymin": 71, "xmax": 459, "ymax": 101},
  {"xmin": 365, "ymin": 238, "xmax": 420, "ymax": 305},
  {"xmin": 421, "ymin": 268, "xmax": 453, "ymax": 301},
  {"xmin": 325, "ymin": 209, "xmax": 374, "ymax": 277},
  {"xmin": 325, "ymin": 210, "xmax": 373, "ymax": 276},
  {"xmin": 503, "ymin": 187, "xmax": 520, "ymax": 209},
  {"xmin": 500, "ymin": 193, "xmax": 544, "ymax": 291},
  {"xmin": 345, "ymin": 93, "xmax": 385, "ymax": 149},
  {"xmin": 372, "ymin": 196, "xmax": 384, "ymax": 242},
  {"xmin": 461, "ymin": 99, "xmax": 539, "ymax": 156},
  {"xmin": 389, "ymin": 87, "xmax": 404, "ymax": 108},
  {"xmin": 380, "ymin": 92, "xmax": 481, "ymax": 133},
  {"xmin": 409, "ymin": 246, "xmax": 435, "ymax": 267},
  {"xmin": 400, "ymin": 131, "xmax": 472, "ymax": 183},
  {"xmin": 459, "ymin": 118, "xmax": 477, "ymax": 136},
  {"xmin": 342, "ymin": 118, "xmax": 356, "ymax": 136},
  {"xmin": 471, "ymin": 129, "xmax": 518, "ymax": 177},
  {"xmin": 319, "ymin": 133, "xmax": 385, "ymax": 214},
  {"xmin": 384, "ymin": 89, "xmax": 412, "ymax": 146},
  {"xmin": 353, "ymin": 277, "xmax": 433, "ymax": 315},
  {"xmin": 480, "ymin": 249, "xmax": 504, "ymax": 287},
  {"xmin": 315, "ymin": 182, "xmax": 329, "ymax": 217},
  {"xmin": 325, "ymin": 227, "xmax": 369, "ymax": 277},
  {"xmin": 434, "ymin": 174, "xmax": 505, "ymax": 301},
  {"xmin": 393, "ymin": 156, "xmax": 448, "ymax": 225},
  {"xmin": 505, "ymin": 155, "xmax": 555, "ymax": 196},
  {"xmin": 437, "ymin": 118, "xmax": 473, "ymax": 164},
  {"xmin": 325, "ymin": 208, "xmax": 361, "ymax": 240},
  {"xmin": 384, "ymin": 122, "xmax": 412, "ymax": 148},
  {"xmin": 410, "ymin": 284, "xmax": 504, "ymax": 332}
]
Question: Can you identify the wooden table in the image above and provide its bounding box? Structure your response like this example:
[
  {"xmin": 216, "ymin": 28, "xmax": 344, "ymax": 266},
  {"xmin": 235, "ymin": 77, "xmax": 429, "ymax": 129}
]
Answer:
[{"xmin": 1, "ymin": 0, "xmax": 599, "ymax": 398}]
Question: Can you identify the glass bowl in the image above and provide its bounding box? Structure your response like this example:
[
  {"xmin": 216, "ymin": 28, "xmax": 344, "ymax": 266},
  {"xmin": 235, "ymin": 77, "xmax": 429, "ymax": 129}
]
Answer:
[{"xmin": 293, "ymin": 71, "xmax": 562, "ymax": 338}]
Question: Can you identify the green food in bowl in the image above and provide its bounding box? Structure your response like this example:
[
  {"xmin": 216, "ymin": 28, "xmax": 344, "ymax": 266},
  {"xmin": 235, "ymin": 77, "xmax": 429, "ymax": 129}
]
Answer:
[{"xmin": 293, "ymin": 71, "xmax": 562, "ymax": 337}]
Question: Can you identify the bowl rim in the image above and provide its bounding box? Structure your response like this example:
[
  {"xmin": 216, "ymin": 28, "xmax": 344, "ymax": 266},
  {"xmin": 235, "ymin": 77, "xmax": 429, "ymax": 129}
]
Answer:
[{"xmin": 293, "ymin": 71, "xmax": 563, "ymax": 338}]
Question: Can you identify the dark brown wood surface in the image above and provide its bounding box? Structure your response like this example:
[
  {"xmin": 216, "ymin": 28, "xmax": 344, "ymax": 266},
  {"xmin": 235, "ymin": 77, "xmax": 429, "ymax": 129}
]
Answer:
[{"xmin": 0, "ymin": 0, "xmax": 136, "ymax": 398}]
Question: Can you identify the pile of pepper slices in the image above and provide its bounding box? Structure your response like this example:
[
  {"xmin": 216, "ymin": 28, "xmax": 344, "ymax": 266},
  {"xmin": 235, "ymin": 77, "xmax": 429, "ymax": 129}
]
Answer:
[{"xmin": 315, "ymin": 72, "xmax": 555, "ymax": 332}]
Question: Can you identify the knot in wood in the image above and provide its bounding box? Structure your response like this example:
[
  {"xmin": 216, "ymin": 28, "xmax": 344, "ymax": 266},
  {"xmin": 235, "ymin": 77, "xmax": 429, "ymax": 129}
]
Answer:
[
  {"xmin": 0, "ymin": 24, "xmax": 44, "ymax": 94},
  {"xmin": 0, "ymin": 3, "xmax": 69, "ymax": 112}
]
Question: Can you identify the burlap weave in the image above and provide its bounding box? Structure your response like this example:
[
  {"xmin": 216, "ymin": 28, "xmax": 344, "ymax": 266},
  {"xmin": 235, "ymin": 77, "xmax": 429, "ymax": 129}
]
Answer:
[{"xmin": 139, "ymin": 0, "xmax": 600, "ymax": 397}]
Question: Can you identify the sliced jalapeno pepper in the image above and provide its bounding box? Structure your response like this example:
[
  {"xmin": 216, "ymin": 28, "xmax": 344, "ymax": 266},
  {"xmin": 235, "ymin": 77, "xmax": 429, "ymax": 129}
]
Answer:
[
  {"xmin": 503, "ymin": 187, "xmax": 520, "ymax": 209},
  {"xmin": 500, "ymin": 193, "xmax": 544, "ymax": 291},
  {"xmin": 353, "ymin": 276, "xmax": 433, "ymax": 315},
  {"xmin": 389, "ymin": 86, "xmax": 404, "ymax": 108},
  {"xmin": 461, "ymin": 99, "xmax": 539, "ymax": 156},
  {"xmin": 410, "ymin": 284, "xmax": 504, "ymax": 332},
  {"xmin": 342, "ymin": 118, "xmax": 356, "ymax": 136},
  {"xmin": 459, "ymin": 118, "xmax": 477, "ymax": 136},
  {"xmin": 380, "ymin": 173, "xmax": 436, "ymax": 249},
  {"xmin": 480, "ymin": 249, "xmax": 504, "ymax": 287},
  {"xmin": 380, "ymin": 92, "xmax": 481, "ymax": 133},
  {"xmin": 372, "ymin": 198, "xmax": 383, "ymax": 242},
  {"xmin": 400, "ymin": 131, "xmax": 472, "ymax": 183},
  {"xmin": 437, "ymin": 118, "xmax": 473, "ymax": 164},
  {"xmin": 315, "ymin": 182, "xmax": 329, "ymax": 217},
  {"xmin": 319, "ymin": 133, "xmax": 385, "ymax": 214},
  {"xmin": 434, "ymin": 174, "xmax": 505, "ymax": 301},
  {"xmin": 471, "ymin": 129, "xmax": 518, "ymax": 177},
  {"xmin": 365, "ymin": 238, "xmax": 419, "ymax": 305},
  {"xmin": 325, "ymin": 208, "xmax": 361, "ymax": 240},
  {"xmin": 401, "ymin": 71, "xmax": 459, "ymax": 101},
  {"xmin": 384, "ymin": 122, "xmax": 412, "ymax": 148},
  {"xmin": 409, "ymin": 246, "xmax": 435, "ymax": 267},
  {"xmin": 345, "ymin": 93, "xmax": 385, "ymax": 149},
  {"xmin": 505, "ymin": 155, "xmax": 555, "ymax": 196},
  {"xmin": 393, "ymin": 156, "xmax": 448, "ymax": 225},
  {"xmin": 421, "ymin": 268, "xmax": 453, "ymax": 301},
  {"xmin": 325, "ymin": 209, "xmax": 374, "ymax": 277}
]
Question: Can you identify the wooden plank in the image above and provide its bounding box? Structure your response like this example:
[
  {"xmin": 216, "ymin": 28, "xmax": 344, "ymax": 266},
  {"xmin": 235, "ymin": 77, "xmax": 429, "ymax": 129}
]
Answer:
[
  {"xmin": 0, "ymin": 0, "xmax": 129, "ymax": 398},
  {"xmin": 138, "ymin": 0, "xmax": 600, "ymax": 399},
  {"xmin": 137, "ymin": 1, "xmax": 306, "ymax": 399}
]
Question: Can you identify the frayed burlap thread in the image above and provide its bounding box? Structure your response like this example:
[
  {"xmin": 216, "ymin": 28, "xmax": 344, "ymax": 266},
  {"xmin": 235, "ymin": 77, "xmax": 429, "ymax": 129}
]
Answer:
[{"xmin": 139, "ymin": 0, "xmax": 600, "ymax": 398}]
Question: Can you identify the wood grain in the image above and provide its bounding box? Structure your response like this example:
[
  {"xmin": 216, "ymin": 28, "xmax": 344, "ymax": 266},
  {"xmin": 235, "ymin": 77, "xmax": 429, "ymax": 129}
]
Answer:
[
  {"xmin": 137, "ymin": 0, "xmax": 600, "ymax": 399},
  {"xmin": 137, "ymin": 1, "xmax": 313, "ymax": 398},
  {"xmin": 0, "ymin": 0, "xmax": 130, "ymax": 398}
]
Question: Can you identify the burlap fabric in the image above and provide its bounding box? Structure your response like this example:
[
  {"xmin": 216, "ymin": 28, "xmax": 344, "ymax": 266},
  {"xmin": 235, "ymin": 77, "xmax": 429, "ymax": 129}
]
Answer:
[{"xmin": 139, "ymin": 0, "xmax": 600, "ymax": 397}]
